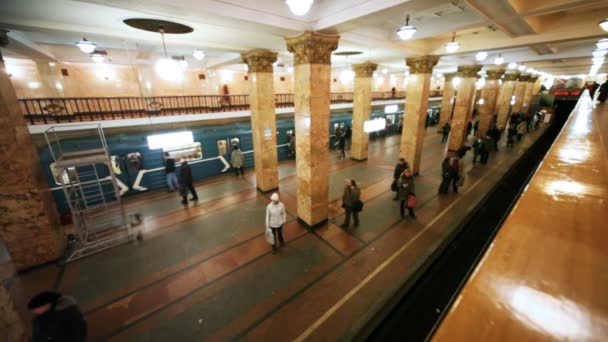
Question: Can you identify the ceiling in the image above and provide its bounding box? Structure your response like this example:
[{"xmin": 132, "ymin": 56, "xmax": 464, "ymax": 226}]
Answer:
[{"xmin": 0, "ymin": 0, "xmax": 607, "ymax": 76}]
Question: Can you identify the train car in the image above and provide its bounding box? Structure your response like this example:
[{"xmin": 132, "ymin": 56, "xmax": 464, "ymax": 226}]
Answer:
[{"xmin": 39, "ymin": 101, "xmax": 440, "ymax": 215}]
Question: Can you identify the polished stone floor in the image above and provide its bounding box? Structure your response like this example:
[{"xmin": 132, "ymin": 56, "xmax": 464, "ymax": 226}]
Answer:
[{"xmin": 6, "ymin": 124, "xmax": 547, "ymax": 341}]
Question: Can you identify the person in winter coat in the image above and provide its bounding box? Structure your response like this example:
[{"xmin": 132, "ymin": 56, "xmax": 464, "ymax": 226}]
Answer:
[
  {"xmin": 338, "ymin": 134, "xmax": 346, "ymax": 160},
  {"xmin": 344, "ymin": 125, "xmax": 352, "ymax": 150},
  {"xmin": 179, "ymin": 160, "xmax": 198, "ymax": 205},
  {"xmin": 28, "ymin": 291, "xmax": 87, "ymax": 342},
  {"xmin": 480, "ymin": 136, "xmax": 492, "ymax": 164},
  {"xmin": 516, "ymin": 121, "xmax": 526, "ymax": 141},
  {"xmin": 598, "ymin": 81, "xmax": 607, "ymax": 103},
  {"xmin": 441, "ymin": 122, "xmax": 451, "ymax": 143},
  {"xmin": 164, "ymin": 152, "xmax": 178, "ymax": 191},
  {"xmin": 392, "ymin": 158, "xmax": 409, "ymax": 200},
  {"xmin": 466, "ymin": 121, "xmax": 473, "ymax": 137},
  {"xmin": 231, "ymin": 146, "xmax": 244, "ymax": 176},
  {"xmin": 397, "ymin": 169, "xmax": 416, "ymax": 218},
  {"xmin": 473, "ymin": 120, "xmax": 479, "ymax": 136},
  {"xmin": 341, "ymin": 178, "xmax": 361, "ymax": 227},
  {"xmin": 266, "ymin": 193, "xmax": 286, "ymax": 254},
  {"xmin": 450, "ymin": 156, "xmax": 462, "ymax": 193},
  {"xmin": 472, "ymin": 137, "xmax": 484, "ymax": 163},
  {"xmin": 438, "ymin": 157, "xmax": 452, "ymax": 194}
]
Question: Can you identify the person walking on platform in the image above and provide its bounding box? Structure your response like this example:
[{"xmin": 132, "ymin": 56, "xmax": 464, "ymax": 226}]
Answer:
[
  {"xmin": 179, "ymin": 160, "xmax": 198, "ymax": 205},
  {"xmin": 466, "ymin": 120, "xmax": 473, "ymax": 138},
  {"xmin": 441, "ymin": 122, "xmax": 451, "ymax": 143},
  {"xmin": 489, "ymin": 125, "xmax": 501, "ymax": 151},
  {"xmin": 341, "ymin": 178, "xmax": 361, "ymax": 228},
  {"xmin": 438, "ymin": 158, "xmax": 452, "ymax": 194},
  {"xmin": 450, "ymin": 156, "xmax": 462, "ymax": 193},
  {"xmin": 480, "ymin": 135, "xmax": 491, "ymax": 164},
  {"xmin": 344, "ymin": 125, "xmax": 352, "ymax": 150},
  {"xmin": 266, "ymin": 193, "xmax": 286, "ymax": 254},
  {"xmin": 28, "ymin": 291, "xmax": 87, "ymax": 342},
  {"xmin": 598, "ymin": 81, "xmax": 608, "ymax": 103},
  {"xmin": 392, "ymin": 158, "xmax": 409, "ymax": 200},
  {"xmin": 338, "ymin": 133, "xmax": 346, "ymax": 160},
  {"xmin": 473, "ymin": 120, "xmax": 479, "ymax": 137},
  {"xmin": 507, "ymin": 124, "xmax": 516, "ymax": 148},
  {"xmin": 231, "ymin": 146, "xmax": 244, "ymax": 176},
  {"xmin": 398, "ymin": 169, "xmax": 416, "ymax": 218},
  {"xmin": 164, "ymin": 152, "xmax": 178, "ymax": 192},
  {"xmin": 516, "ymin": 120, "xmax": 526, "ymax": 142},
  {"xmin": 472, "ymin": 137, "xmax": 484, "ymax": 163}
]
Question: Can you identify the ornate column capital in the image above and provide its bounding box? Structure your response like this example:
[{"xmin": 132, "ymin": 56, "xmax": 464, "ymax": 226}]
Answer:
[
  {"xmin": 485, "ymin": 69, "xmax": 505, "ymax": 80},
  {"xmin": 405, "ymin": 55, "xmax": 440, "ymax": 74},
  {"xmin": 518, "ymin": 74, "xmax": 531, "ymax": 82},
  {"xmin": 285, "ymin": 31, "xmax": 340, "ymax": 65},
  {"xmin": 504, "ymin": 72, "xmax": 520, "ymax": 81},
  {"xmin": 352, "ymin": 62, "xmax": 378, "ymax": 77},
  {"xmin": 241, "ymin": 49, "xmax": 278, "ymax": 73},
  {"xmin": 528, "ymin": 75, "xmax": 539, "ymax": 83},
  {"xmin": 444, "ymin": 72, "xmax": 459, "ymax": 81},
  {"xmin": 457, "ymin": 64, "xmax": 483, "ymax": 78}
]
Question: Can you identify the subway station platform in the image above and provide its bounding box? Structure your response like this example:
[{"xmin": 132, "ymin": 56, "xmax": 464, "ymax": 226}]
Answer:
[{"xmin": 7, "ymin": 125, "xmax": 547, "ymax": 341}]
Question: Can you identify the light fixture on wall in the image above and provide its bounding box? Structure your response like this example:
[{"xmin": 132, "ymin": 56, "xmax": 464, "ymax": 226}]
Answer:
[
  {"xmin": 155, "ymin": 29, "xmax": 182, "ymax": 82},
  {"xmin": 90, "ymin": 50, "xmax": 107, "ymax": 63},
  {"xmin": 444, "ymin": 32, "xmax": 460, "ymax": 53},
  {"xmin": 475, "ymin": 51, "xmax": 488, "ymax": 61},
  {"xmin": 600, "ymin": 19, "xmax": 608, "ymax": 32},
  {"xmin": 508, "ymin": 62, "xmax": 517, "ymax": 69},
  {"xmin": 596, "ymin": 38, "xmax": 608, "ymax": 49},
  {"xmin": 75, "ymin": 37, "xmax": 96, "ymax": 53},
  {"xmin": 192, "ymin": 49, "xmax": 205, "ymax": 60},
  {"xmin": 286, "ymin": 0, "xmax": 313, "ymax": 16},
  {"xmin": 494, "ymin": 54, "xmax": 504, "ymax": 65},
  {"xmin": 397, "ymin": 15, "xmax": 417, "ymax": 40}
]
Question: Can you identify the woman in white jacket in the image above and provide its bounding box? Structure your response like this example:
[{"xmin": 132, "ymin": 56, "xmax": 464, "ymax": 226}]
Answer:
[{"xmin": 266, "ymin": 193, "xmax": 287, "ymax": 254}]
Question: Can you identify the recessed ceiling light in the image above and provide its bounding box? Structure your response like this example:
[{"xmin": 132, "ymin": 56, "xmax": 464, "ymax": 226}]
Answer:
[
  {"xmin": 475, "ymin": 51, "xmax": 488, "ymax": 61},
  {"xmin": 286, "ymin": 0, "xmax": 313, "ymax": 16},
  {"xmin": 76, "ymin": 37, "xmax": 96, "ymax": 54}
]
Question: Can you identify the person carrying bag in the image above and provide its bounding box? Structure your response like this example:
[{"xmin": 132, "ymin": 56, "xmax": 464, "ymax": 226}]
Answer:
[
  {"xmin": 397, "ymin": 168, "xmax": 417, "ymax": 219},
  {"xmin": 265, "ymin": 193, "xmax": 286, "ymax": 254}
]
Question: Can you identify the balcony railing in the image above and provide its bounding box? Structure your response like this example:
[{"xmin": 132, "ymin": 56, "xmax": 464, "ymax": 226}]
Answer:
[{"xmin": 19, "ymin": 91, "xmax": 442, "ymax": 125}]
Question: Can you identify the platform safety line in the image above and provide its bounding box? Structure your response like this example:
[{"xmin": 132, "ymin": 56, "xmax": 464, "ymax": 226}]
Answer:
[{"xmin": 293, "ymin": 168, "xmax": 496, "ymax": 342}]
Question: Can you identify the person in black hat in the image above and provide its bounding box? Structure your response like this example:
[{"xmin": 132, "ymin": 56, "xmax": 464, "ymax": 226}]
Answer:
[{"xmin": 28, "ymin": 291, "xmax": 87, "ymax": 342}]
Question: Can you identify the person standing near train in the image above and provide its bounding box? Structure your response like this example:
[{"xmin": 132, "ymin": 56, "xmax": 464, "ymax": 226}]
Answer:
[
  {"xmin": 266, "ymin": 193, "xmax": 286, "ymax": 254},
  {"xmin": 164, "ymin": 152, "xmax": 178, "ymax": 192},
  {"xmin": 397, "ymin": 169, "xmax": 416, "ymax": 218},
  {"xmin": 231, "ymin": 146, "xmax": 244, "ymax": 176},
  {"xmin": 341, "ymin": 178, "xmax": 361, "ymax": 228},
  {"xmin": 179, "ymin": 160, "xmax": 198, "ymax": 205}
]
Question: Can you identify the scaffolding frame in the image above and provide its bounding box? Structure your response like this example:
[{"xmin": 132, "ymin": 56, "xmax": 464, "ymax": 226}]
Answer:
[{"xmin": 44, "ymin": 124, "xmax": 134, "ymax": 262}]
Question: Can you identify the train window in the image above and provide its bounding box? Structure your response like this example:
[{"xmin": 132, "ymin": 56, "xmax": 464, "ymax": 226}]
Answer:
[
  {"xmin": 50, "ymin": 162, "xmax": 76, "ymax": 185},
  {"xmin": 164, "ymin": 143, "xmax": 202, "ymax": 162},
  {"xmin": 217, "ymin": 140, "xmax": 228, "ymax": 155}
]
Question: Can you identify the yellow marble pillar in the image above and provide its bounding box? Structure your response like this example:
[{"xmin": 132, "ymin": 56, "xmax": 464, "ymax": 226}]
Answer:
[
  {"xmin": 35, "ymin": 61, "xmax": 64, "ymax": 97},
  {"xmin": 350, "ymin": 62, "xmax": 377, "ymax": 161},
  {"xmin": 400, "ymin": 56, "xmax": 439, "ymax": 174},
  {"xmin": 496, "ymin": 72, "xmax": 519, "ymax": 129},
  {"xmin": 0, "ymin": 51, "xmax": 65, "ymax": 272},
  {"xmin": 532, "ymin": 76, "xmax": 543, "ymax": 95},
  {"xmin": 477, "ymin": 69, "xmax": 504, "ymax": 136},
  {"xmin": 521, "ymin": 75, "xmax": 539, "ymax": 114},
  {"xmin": 285, "ymin": 31, "xmax": 339, "ymax": 228},
  {"xmin": 511, "ymin": 74, "xmax": 530, "ymax": 113},
  {"xmin": 437, "ymin": 72, "xmax": 458, "ymax": 132},
  {"xmin": 447, "ymin": 65, "xmax": 482, "ymax": 152},
  {"xmin": 241, "ymin": 49, "xmax": 279, "ymax": 192}
]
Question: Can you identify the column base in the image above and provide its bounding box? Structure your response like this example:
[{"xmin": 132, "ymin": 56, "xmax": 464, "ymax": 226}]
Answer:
[
  {"xmin": 297, "ymin": 217, "xmax": 328, "ymax": 230},
  {"xmin": 350, "ymin": 157, "xmax": 367, "ymax": 162}
]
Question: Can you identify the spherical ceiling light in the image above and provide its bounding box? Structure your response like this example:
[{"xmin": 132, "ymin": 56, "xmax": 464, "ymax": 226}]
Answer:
[
  {"xmin": 494, "ymin": 54, "xmax": 504, "ymax": 65},
  {"xmin": 600, "ymin": 19, "xmax": 608, "ymax": 32},
  {"xmin": 507, "ymin": 62, "xmax": 517, "ymax": 69},
  {"xmin": 155, "ymin": 57, "xmax": 182, "ymax": 82},
  {"xmin": 75, "ymin": 37, "xmax": 96, "ymax": 54},
  {"xmin": 475, "ymin": 51, "xmax": 488, "ymax": 61},
  {"xmin": 192, "ymin": 49, "xmax": 205, "ymax": 61},
  {"xmin": 286, "ymin": 0, "xmax": 314, "ymax": 16},
  {"xmin": 397, "ymin": 15, "xmax": 416, "ymax": 40},
  {"xmin": 518, "ymin": 65, "xmax": 526, "ymax": 71},
  {"xmin": 444, "ymin": 32, "xmax": 460, "ymax": 53},
  {"xmin": 596, "ymin": 38, "xmax": 608, "ymax": 50},
  {"xmin": 592, "ymin": 49, "xmax": 607, "ymax": 58}
]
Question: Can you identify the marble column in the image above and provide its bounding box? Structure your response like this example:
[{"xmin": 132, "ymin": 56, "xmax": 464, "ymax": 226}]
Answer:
[
  {"xmin": 477, "ymin": 69, "xmax": 505, "ymax": 136},
  {"xmin": 511, "ymin": 74, "xmax": 530, "ymax": 113},
  {"xmin": 241, "ymin": 49, "xmax": 279, "ymax": 192},
  {"xmin": 35, "ymin": 61, "xmax": 64, "ymax": 97},
  {"xmin": 350, "ymin": 62, "xmax": 377, "ymax": 161},
  {"xmin": 496, "ymin": 72, "xmax": 519, "ymax": 129},
  {"xmin": 521, "ymin": 75, "xmax": 539, "ymax": 114},
  {"xmin": 532, "ymin": 76, "xmax": 543, "ymax": 95},
  {"xmin": 285, "ymin": 31, "xmax": 339, "ymax": 228},
  {"xmin": 437, "ymin": 72, "xmax": 458, "ymax": 132},
  {"xmin": 400, "ymin": 56, "xmax": 439, "ymax": 174},
  {"xmin": 447, "ymin": 65, "xmax": 482, "ymax": 152},
  {"xmin": 0, "ymin": 50, "xmax": 65, "ymax": 272}
]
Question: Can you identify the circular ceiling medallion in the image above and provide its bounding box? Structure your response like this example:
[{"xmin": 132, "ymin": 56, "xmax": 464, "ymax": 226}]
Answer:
[
  {"xmin": 333, "ymin": 51, "xmax": 363, "ymax": 56},
  {"xmin": 123, "ymin": 18, "xmax": 194, "ymax": 34}
]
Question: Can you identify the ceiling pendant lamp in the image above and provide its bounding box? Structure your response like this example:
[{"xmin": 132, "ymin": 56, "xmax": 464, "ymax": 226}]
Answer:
[
  {"xmin": 155, "ymin": 29, "xmax": 182, "ymax": 82},
  {"xmin": 597, "ymin": 38, "xmax": 608, "ymax": 50},
  {"xmin": 507, "ymin": 62, "xmax": 517, "ymax": 69},
  {"xmin": 397, "ymin": 15, "xmax": 417, "ymax": 40},
  {"xmin": 494, "ymin": 54, "xmax": 504, "ymax": 65},
  {"xmin": 475, "ymin": 51, "xmax": 488, "ymax": 61},
  {"xmin": 286, "ymin": 0, "xmax": 313, "ymax": 16},
  {"xmin": 192, "ymin": 49, "xmax": 205, "ymax": 61},
  {"xmin": 445, "ymin": 32, "xmax": 460, "ymax": 53},
  {"xmin": 600, "ymin": 19, "xmax": 608, "ymax": 32},
  {"xmin": 518, "ymin": 65, "xmax": 526, "ymax": 72},
  {"xmin": 75, "ymin": 37, "xmax": 96, "ymax": 54},
  {"xmin": 90, "ymin": 50, "xmax": 107, "ymax": 63}
]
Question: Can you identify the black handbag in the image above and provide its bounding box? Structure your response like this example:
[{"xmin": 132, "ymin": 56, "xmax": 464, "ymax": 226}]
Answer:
[
  {"xmin": 391, "ymin": 180, "xmax": 398, "ymax": 192},
  {"xmin": 352, "ymin": 199, "xmax": 364, "ymax": 212}
]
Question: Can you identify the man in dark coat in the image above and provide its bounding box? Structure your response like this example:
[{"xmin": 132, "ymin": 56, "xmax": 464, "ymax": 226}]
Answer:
[
  {"xmin": 28, "ymin": 291, "xmax": 87, "ymax": 342},
  {"xmin": 179, "ymin": 160, "xmax": 198, "ymax": 205},
  {"xmin": 441, "ymin": 122, "xmax": 451, "ymax": 143},
  {"xmin": 599, "ymin": 81, "xmax": 608, "ymax": 103},
  {"xmin": 392, "ymin": 158, "xmax": 409, "ymax": 200}
]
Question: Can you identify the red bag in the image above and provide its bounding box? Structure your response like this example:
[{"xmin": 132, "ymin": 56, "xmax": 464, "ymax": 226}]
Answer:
[{"xmin": 407, "ymin": 194, "xmax": 417, "ymax": 208}]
